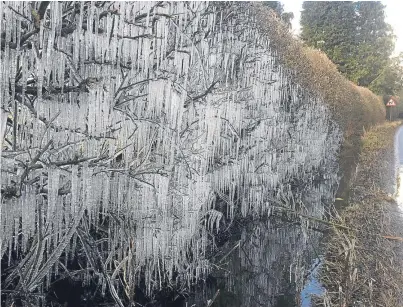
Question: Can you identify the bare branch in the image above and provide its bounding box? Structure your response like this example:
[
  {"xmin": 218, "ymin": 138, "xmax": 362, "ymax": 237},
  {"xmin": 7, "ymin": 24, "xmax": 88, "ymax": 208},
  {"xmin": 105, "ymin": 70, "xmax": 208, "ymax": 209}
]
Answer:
[
  {"xmin": 184, "ymin": 80, "xmax": 219, "ymax": 107},
  {"xmin": 18, "ymin": 139, "xmax": 53, "ymax": 195}
]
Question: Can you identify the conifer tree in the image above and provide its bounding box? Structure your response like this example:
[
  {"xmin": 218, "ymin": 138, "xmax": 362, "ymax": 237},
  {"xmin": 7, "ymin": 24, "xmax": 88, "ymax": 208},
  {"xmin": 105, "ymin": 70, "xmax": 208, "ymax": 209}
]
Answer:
[{"xmin": 300, "ymin": 1, "xmax": 400, "ymax": 96}]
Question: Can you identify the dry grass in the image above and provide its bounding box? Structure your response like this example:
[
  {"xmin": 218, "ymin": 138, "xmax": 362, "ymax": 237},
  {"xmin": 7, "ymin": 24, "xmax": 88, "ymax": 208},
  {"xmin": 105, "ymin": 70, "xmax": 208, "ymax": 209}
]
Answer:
[
  {"xmin": 354, "ymin": 121, "xmax": 401, "ymax": 196},
  {"xmin": 360, "ymin": 121, "xmax": 400, "ymax": 159},
  {"xmin": 314, "ymin": 122, "xmax": 403, "ymax": 307},
  {"xmin": 317, "ymin": 192, "xmax": 403, "ymax": 307}
]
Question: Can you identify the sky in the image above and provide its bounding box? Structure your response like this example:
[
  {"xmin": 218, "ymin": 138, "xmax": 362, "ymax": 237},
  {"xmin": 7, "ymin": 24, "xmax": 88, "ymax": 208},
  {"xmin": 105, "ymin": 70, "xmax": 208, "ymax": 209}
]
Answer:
[{"xmin": 281, "ymin": 0, "xmax": 403, "ymax": 56}]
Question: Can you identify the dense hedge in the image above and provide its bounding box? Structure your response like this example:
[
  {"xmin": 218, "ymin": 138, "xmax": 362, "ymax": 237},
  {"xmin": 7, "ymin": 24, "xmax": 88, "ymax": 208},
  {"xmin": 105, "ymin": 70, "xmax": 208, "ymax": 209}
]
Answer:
[{"xmin": 252, "ymin": 3, "xmax": 386, "ymax": 135}]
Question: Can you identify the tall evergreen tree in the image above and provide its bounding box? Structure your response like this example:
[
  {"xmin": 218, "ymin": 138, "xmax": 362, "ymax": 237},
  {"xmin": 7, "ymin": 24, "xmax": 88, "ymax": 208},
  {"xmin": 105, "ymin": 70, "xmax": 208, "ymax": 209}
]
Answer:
[
  {"xmin": 301, "ymin": 2, "xmax": 357, "ymax": 75},
  {"xmin": 300, "ymin": 1, "xmax": 399, "ymax": 96}
]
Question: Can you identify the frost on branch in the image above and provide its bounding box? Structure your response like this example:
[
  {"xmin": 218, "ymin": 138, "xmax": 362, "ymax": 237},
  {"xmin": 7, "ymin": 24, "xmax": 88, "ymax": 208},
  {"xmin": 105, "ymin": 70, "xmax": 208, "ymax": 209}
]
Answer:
[{"xmin": 1, "ymin": 1, "xmax": 341, "ymax": 305}]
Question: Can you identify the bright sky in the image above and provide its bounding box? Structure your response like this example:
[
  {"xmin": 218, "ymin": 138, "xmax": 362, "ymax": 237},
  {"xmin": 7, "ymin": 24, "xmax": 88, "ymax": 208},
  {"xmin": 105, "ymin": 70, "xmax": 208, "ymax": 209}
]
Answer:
[{"xmin": 281, "ymin": 0, "xmax": 403, "ymax": 56}]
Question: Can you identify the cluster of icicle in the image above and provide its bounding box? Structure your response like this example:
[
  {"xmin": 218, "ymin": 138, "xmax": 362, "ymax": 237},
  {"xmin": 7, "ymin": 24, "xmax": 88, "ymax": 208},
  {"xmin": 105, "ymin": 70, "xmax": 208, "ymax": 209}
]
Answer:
[{"xmin": 0, "ymin": 1, "xmax": 341, "ymax": 302}]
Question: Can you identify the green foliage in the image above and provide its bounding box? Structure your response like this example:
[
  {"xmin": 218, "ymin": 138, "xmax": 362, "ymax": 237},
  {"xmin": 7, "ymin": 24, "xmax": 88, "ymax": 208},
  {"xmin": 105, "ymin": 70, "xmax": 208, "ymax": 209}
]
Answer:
[
  {"xmin": 300, "ymin": 1, "xmax": 401, "ymax": 96},
  {"xmin": 369, "ymin": 53, "xmax": 403, "ymax": 96}
]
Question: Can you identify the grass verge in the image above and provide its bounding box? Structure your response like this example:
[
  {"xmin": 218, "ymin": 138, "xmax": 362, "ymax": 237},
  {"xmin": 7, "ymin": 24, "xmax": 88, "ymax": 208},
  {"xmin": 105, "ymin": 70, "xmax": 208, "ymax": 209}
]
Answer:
[{"xmin": 314, "ymin": 121, "xmax": 403, "ymax": 307}]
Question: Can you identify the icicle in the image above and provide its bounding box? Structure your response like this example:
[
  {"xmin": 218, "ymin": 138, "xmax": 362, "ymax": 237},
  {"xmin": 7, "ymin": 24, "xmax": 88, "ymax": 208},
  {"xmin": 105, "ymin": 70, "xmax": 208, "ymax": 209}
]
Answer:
[
  {"xmin": 0, "ymin": 1, "xmax": 345, "ymax": 300},
  {"xmin": 73, "ymin": 2, "xmax": 84, "ymax": 68},
  {"xmin": 13, "ymin": 217, "xmax": 19, "ymax": 258},
  {"xmin": 46, "ymin": 166, "xmax": 60, "ymax": 223},
  {"xmin": 71, "ymin": 165, "xmax": 79, "ymax": 219}
]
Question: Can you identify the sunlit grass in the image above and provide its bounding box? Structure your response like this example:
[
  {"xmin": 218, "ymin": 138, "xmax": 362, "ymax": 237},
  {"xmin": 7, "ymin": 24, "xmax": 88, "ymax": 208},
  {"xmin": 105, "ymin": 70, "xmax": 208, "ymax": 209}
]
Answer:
[{"xmin": 361, "ymin": 120, "xmax": 402, "ymax": 154}]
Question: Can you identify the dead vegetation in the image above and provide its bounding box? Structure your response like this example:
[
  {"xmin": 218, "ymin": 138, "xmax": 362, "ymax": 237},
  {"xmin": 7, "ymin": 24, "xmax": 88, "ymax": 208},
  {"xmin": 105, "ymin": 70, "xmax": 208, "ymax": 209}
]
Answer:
[
  {"xmin": 250, "ymin": 3, "xmax": 387, "ymax": 203},
  {"xmin": 314, "ymin": 122, "xmax": 403, "ymax": 307},
  {"xmin": 251, "ymin": 4, "xmax": 385, "ymax": 134},
  {"xmin": 316, "ymin": 192, "xmax": 403, "ymax": 307}
]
